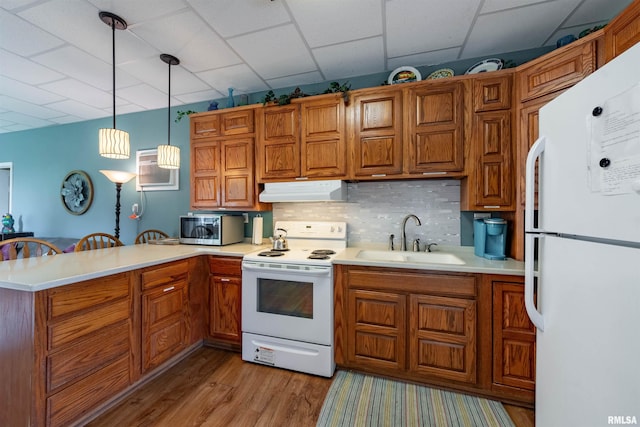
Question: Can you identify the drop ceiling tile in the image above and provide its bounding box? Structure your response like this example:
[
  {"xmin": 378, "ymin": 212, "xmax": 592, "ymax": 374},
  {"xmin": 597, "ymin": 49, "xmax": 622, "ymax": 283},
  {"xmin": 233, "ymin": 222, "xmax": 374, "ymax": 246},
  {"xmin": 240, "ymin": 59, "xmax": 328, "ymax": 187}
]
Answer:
[
  {"xmin": 87, "ymin": 0, "xmax": 188, "ymax": 23},
  {"xmin": 0, "ymin": 48, "xmax": 64, "ymax": 85},
  {"xmin": 177, "ymin": 30, "xmax": 242, "ymax": 73},
  {"xmin": 119, "ymin": 56, "xmax": 211, "ymax": 96},
  {"xmin": 481, "ymin": 0, "xmax": 543, "ymax": 14},
  {"xmin": 188, "ymin": 0, "xmax": 291, "ymax": 38},
  {"xmin": 0, "ymin": 95, "xmax": 65, "ymax": 119},
  {"xmin": 0, "ymin": 76, "xmax": 65, "ymax": 105},
  {"xmin": 313, "ymin": 37, "xmax": 385, "ymax": 80},
  {"xmin": 196, "ymin": 64, "xmax": 269, "ymax": 94},
  {"xmin": 39, "ymin": 79, "xmax": 112, "ymax": 109},
  {"xmin": 116, "ymin": 83, "xmax": 166, "ymax": 109},
  {"xmin": 564, "ymin": 0, "xmax": 631, "ymax": 26},
  {"xmin": 175, "ymin": 88, "xmax": 225, "ymax": 104},
  {"xmin": 50, "ymin": 115, "xmax": 86, "ymax": 125},
  {"xmin": 0, "ymin": 110, "xmax": 61, "ymax": 127},
  {"xmin": 129, "ymin": 10, "xmax": 205, "ymax": 55},
  {"xmin": 228, "ymin": 24, "xmax": 316, "ymax": 81},
  {"xmin": 31, "ymin": 45, "xmax": 140, "ymax": 91},
  {"xmin": 0, "ymin": 8, "xmax": 64, "ymax": 56},
  {"xmin": 266, "ymin": 71, "xmax": 325, "ymax": 91},
  {"xmin": 386, "ymin": 0, "xmax": 481, "ymax": 57},
  {"xmin": 45, "ymin": 98, "xmax": 109, "ymax": 119},
  {"xmin": 288, "ymin": 0, "xmax": 382, "ymax": 48},
  {"xmin": 463, "ymin": 1, "xmax": 582, "ymax": 58},
  {"xmin": 387, "ymin": 47, "xmax": 461, "ymax": 70}
]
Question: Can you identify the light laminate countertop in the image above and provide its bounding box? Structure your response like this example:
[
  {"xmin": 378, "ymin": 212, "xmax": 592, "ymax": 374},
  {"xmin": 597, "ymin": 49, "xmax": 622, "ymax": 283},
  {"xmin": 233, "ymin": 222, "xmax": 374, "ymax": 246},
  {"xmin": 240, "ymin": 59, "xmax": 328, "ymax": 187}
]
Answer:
[
  {"xmin": 0, "ymin": 242, "xmax": 268, "ymax": 292},
  {"xmin": 0, "ymin": 243, "xmax": 524, "ymax": 293},
  {"xmin": 332, "ymin": 244, "xmax": 525, "ymax": 276}
]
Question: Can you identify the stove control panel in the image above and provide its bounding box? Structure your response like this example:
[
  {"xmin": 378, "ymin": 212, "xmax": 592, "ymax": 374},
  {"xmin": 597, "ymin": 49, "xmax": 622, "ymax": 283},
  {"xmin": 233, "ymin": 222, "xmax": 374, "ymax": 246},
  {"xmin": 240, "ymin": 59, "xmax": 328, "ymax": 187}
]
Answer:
[{"xmin": 274, "ymin": 221, "xmax": 347, "ymax": 240}]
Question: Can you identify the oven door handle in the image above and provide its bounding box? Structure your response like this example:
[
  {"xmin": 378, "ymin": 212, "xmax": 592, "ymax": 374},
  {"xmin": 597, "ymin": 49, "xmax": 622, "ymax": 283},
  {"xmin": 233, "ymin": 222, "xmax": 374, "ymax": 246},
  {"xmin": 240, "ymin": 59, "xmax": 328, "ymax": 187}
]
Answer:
[{"xmin": 242, "ymin": 262, "xmax": 331, "ymax": 277}]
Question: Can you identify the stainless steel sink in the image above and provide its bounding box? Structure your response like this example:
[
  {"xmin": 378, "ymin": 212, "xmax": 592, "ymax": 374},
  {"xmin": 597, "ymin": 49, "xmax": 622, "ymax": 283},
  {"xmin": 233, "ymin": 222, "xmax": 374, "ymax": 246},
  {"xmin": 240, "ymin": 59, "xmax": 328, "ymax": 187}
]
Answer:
[{"xmin": 355, "ymin": 250, "xmax": 465, "ymax": 265}]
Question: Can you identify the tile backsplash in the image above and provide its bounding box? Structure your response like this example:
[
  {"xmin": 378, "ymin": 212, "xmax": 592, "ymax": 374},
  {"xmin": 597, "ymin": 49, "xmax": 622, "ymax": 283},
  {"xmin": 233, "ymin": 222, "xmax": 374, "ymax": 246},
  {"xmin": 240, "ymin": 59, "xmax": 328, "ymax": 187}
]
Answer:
[{"xmin": 273, "ymin": 180, "xmax": 461, "ymax": 247}]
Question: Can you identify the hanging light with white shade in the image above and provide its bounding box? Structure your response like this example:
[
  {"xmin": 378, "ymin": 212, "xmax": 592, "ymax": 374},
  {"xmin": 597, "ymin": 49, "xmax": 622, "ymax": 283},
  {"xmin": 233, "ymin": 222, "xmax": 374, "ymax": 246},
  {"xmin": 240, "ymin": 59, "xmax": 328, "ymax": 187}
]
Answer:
[
  {"xmin": 157, "ymin": 54, "xmax": 180, "ymax": 169},
  {"xmin": 98, "ymin": 11, "xmax": 130, "ymax": 159}
]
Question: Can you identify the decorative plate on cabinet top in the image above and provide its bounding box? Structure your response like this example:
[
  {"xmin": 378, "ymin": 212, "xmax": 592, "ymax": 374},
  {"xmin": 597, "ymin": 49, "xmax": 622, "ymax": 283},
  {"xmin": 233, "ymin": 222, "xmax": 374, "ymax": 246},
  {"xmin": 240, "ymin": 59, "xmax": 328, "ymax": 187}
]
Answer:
[
  {"xmin": 388, "ymin": 66, "xmax": 421, "ymax": 84},
  {"xmin": 426, "ymin": 68, "xmax": 454, "ymax": 80},
  {"xmin": 464, "ymin": 58, "xmax": 503, "ymax": 74}
]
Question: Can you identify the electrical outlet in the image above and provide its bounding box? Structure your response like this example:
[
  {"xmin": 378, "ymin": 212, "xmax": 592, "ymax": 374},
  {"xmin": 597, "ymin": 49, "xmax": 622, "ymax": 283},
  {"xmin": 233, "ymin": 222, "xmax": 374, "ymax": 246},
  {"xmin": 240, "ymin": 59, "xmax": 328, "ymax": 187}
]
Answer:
[
  {"xmin": 132, "ymin": 203, "xmax": 139, "ymax": 214},
  {"xmin": 242, "ymin": 213, "xmax": 249, "ymax": 224}
]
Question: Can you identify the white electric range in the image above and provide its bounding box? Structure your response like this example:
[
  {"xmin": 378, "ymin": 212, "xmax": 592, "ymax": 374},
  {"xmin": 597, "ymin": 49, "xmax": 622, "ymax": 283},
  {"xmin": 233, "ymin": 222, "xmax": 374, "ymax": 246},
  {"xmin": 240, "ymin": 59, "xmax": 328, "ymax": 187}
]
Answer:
[{"xmin": 241, "ymin": 221, "xmax": 347, "ymax": 377}]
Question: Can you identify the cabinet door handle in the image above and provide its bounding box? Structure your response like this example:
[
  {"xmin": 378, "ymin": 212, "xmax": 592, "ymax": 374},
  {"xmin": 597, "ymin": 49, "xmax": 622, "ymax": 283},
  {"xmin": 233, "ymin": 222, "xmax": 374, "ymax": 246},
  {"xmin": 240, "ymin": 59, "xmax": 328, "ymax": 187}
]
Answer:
[
  {"xmin": 220, "ymin": 278, "xmax": 230, "ymax": 282},
  {"xmin": 163, "ymin": 286, "xmax": 175, "ymax": 292}
]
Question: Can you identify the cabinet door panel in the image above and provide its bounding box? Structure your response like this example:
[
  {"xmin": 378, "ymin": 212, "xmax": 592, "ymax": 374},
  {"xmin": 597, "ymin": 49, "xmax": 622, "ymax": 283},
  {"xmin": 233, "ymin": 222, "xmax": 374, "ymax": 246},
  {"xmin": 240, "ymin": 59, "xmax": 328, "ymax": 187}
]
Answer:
[
  {"xmin": 191, "ymin": 115, "xmax": 221, "ymax": 139},
  {"xmin": 492, "ymin": 281, "xmax": 536, "ymax": 392},
  {"xmin": 350, "ymin": 90, "xmax": 403, "ymax": 177},
  {"xmin": 473, "ymin": 75, "xmax": 512, "ymax": 112},
  {"xmin": 191, "ymin": 140, "xmax": 220, "ymax": 208},
  {"xmin": 221, "ymin": 109, "xmax": 254, "ymax": 135},
  {"xmin": 409, "ymin": 294, "xmax": 476, "ymax": 384},
  {"xmin": 221, "ymin": 139, "xmax": 254, "ymax": 207},
  {"xmin": 347, "ymin": 289, "xmax": 406, "ymax": 371},
  {"xmin": 475, "ymin": 111, "xmax": 512, "ymax": 207},
  {"xmin": 209, "ymin": 276, "xmax": 241, "ymax": 342},
  {"xmin": 406, "ymin": 83, "xmax": 464, "ymax": 173}
]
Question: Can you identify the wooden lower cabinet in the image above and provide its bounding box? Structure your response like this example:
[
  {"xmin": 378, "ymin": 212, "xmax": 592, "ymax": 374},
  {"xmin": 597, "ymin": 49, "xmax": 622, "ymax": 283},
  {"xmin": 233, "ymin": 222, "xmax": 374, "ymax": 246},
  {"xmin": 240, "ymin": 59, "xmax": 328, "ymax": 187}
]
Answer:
[
  {"xmin": 490, "ymin": 275, "xmax": 536, "ymax": 403},
  {"xmin": 38, "ymin": 272, "xmax": 136, "ymax": 427},
  {"xmin": 336, "ymin": 265, "xmax": 479, "ymax": 388},
  {"xmin": 335, "ymin": 265, "xmax": 535, "ymax": 407},
  {"xmin": 207, "ymin": 256, "xmax": 242, "ymax": 350},
  {"xmin": 141, "ymin": 260, "xmax": 190, "ymax": 373}
]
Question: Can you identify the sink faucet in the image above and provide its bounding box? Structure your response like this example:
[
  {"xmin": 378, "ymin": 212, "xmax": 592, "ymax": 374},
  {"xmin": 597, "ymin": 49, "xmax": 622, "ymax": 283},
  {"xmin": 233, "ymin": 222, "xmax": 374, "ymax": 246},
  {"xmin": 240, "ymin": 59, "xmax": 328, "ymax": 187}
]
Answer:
[{"xmin": 401, "ymin": 214, "xmax": 422, "ymax": 251}]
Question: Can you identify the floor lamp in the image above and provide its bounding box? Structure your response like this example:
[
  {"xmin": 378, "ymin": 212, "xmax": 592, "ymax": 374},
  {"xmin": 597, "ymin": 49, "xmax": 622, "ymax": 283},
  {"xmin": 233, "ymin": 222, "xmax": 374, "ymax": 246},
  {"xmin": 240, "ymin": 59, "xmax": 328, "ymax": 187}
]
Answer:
[{"xmin": 100, "ymin": 170, "xmax": 136, "ymax": 239}]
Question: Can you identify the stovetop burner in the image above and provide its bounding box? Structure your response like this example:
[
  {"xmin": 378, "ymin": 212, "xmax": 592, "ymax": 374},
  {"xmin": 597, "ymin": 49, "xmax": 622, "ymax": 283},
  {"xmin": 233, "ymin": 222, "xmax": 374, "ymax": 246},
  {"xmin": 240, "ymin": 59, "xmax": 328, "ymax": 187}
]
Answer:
[
  {"xmin": 257, "ymin": 251, "xmax": 285, "ymax": 257},
  {"xmin": 308, "ymin": 254, "xmax": 330, "ymax": 260},
  {"xmin": 311, "ymin": 249, "xmax": 336, "ymax": 255}
]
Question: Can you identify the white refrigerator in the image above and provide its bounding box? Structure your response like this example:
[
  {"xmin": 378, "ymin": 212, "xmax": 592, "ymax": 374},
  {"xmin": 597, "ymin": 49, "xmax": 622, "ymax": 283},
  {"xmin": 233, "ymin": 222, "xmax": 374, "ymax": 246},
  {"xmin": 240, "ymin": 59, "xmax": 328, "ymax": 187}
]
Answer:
[{"xmin": 525, "ymin": 42, "xmax": 640, "ymax": 427}]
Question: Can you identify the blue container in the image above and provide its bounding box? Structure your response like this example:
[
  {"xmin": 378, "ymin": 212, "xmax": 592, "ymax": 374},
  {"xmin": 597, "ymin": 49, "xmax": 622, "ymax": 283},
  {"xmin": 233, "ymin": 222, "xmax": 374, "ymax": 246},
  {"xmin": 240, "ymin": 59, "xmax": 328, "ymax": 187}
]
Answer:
[
  {"xmin": 474, "ymin": 218, "xmax": 507, "ymax": 260},
  {"xmin": 474, "ymin": 219, "xmax": 486, "ymax": 257}
]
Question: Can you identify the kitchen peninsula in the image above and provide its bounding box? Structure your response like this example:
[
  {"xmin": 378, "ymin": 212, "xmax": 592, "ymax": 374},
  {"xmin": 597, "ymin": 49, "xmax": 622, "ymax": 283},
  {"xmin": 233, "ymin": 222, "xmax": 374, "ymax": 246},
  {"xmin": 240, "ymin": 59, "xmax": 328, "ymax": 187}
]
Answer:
[{"xmin": 0, "ymin": 243, "xmax": 525, "ymax": 426}]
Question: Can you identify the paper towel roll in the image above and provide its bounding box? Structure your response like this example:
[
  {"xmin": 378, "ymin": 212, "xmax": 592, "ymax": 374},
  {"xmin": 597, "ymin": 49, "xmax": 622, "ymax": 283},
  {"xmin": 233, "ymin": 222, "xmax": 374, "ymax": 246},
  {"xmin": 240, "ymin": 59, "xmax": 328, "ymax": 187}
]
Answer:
[{"xmin": 252, "ymin": 216, "xmax": 263, "ymax": 245}]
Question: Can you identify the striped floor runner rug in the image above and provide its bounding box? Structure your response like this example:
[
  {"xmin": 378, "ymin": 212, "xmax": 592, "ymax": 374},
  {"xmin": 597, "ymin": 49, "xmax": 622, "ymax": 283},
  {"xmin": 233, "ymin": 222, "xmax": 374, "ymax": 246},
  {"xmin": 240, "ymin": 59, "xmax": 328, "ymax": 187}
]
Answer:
[{"xmin": 317, "ymin": 371, "xmax": 515, "ymax": 427}]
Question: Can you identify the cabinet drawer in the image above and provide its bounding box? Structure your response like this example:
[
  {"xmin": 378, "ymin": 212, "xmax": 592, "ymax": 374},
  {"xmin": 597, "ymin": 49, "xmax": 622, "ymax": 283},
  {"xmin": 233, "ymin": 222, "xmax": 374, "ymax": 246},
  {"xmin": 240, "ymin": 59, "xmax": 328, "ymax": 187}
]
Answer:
[
  {"xmin": 141, "ymin": 260, "xmax": 189, "ymax": 290},
  {"xmin": 208, "ymin": 256, "xmax": 242, "ymax": 276},
  {"xmin": 46, "ymin": 273, "xmax": 130, "ymax": 319},
  {"xmin": 48, "ymin": 298, "xmax": 130, "ymax": 350},
  {"xmin": 47, "ymin": 321, "xmax": 130, "ymax": 393},
  {"xmin": 46, "ymin": 355, "xmax": 130, "ymax": 427}
]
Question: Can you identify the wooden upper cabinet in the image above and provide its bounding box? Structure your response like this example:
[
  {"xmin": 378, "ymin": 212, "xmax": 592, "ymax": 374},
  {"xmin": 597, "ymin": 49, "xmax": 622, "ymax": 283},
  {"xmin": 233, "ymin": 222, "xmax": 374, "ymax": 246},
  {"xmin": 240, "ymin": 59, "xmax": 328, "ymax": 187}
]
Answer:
[
  {"xmin": 191, "ymin": 139, "xmax": 221, "ymax": 209},
  {"xmin": 299, "ymin": 94, "xmax": 347, "ymax": 178},
  {"xmin": 191, "ymin": 108, "xmax": 254, "ymax": 139},
  {"xmin": 518, "ymin": 38, "xmax": 596, "ymax": 102},
  {"xmin": 405, "ymin": 81, "xmax": 465, "ymax": 174},
  {"xmin": 221, "ymin": 138, "xmax": 255, "ymax": 208},
  {"xmin": 256, "ymin": 104, "xmax": 301, "ymax": 181},
  {"xmin": 473, "ymin": 74, "xmax": 512, "ymax": 112},
  {"xmin": 605, "ymin": 0, "xmax": 640, "ymax": 61},
  {"xmin": 348, "ymin": 88, "xmax": 403, "ymax": 178},
  {"xmin": 256, "ymin": 94, "xmax": 346, "ymax": 181},
  {"xmin": 463, "ymin": 110, "xmax": 513, "ymax": 211}
]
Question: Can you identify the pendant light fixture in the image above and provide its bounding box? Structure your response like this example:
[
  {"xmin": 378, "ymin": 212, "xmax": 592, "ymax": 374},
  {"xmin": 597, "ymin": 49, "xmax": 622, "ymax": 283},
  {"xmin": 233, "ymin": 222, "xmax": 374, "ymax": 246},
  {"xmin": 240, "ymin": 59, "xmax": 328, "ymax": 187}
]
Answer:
[
  {"xmin": 157, "ymin": 54, "xmax": 180, "ymax": 169},
  {"xmin": 98, "ymin": 11, "xmax": 130, "ymax": 159}
]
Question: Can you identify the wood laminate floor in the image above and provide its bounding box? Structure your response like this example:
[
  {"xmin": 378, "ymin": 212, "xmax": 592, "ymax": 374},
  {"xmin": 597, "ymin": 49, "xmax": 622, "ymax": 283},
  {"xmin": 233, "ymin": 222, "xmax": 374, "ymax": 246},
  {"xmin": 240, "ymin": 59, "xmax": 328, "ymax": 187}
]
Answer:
[{"xmin": 87, "ymin": 347, "xmax": 534, "ymax": 427}]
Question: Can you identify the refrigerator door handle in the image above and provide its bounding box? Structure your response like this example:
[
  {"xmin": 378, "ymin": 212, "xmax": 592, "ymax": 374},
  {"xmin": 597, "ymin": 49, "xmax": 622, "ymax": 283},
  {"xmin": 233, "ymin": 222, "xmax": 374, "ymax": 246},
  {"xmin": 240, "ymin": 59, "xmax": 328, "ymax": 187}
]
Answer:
[
  {"xmin": 525, "ymin": 233, "xmax": 544, "ymax": 331},
  {"xmin": 525, "ymin": 136, "xmax": 545, "ymax": 232}
]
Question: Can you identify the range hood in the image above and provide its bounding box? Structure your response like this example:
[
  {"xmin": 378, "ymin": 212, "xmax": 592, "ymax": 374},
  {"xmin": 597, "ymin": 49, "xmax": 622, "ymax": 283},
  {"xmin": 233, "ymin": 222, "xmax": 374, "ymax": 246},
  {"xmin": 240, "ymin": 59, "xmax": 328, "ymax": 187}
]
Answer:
[{"xmin": 259, "ymin": 180, "xmax": 347, "ymax": 203}]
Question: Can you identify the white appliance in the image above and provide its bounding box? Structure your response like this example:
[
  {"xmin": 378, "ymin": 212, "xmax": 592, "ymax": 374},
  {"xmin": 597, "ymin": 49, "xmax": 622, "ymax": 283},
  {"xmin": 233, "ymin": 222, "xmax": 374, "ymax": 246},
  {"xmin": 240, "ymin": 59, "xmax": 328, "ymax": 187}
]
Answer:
[
  {"xmin": 525, "ymin": 43, "xmax": 640, "ymax": 427},
  {"xmin": 241, "ymin": 220, "xmax": 347, "ymax": 377}
]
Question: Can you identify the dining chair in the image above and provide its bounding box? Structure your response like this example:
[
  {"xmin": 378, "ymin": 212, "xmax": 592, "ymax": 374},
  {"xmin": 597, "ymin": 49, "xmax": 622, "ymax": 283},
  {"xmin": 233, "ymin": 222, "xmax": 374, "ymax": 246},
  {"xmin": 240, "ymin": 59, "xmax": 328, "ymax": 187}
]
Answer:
[
  {"xmin": 0, "ymin": 237, "xmax": 63, "ymax": 260},
  {"xmin": 135, "ymin": 229, "xmax": 169, "ymax": 244},
  {"xmin": 74, "ymin": 232, "xmax": 124, "ymax": 252}
]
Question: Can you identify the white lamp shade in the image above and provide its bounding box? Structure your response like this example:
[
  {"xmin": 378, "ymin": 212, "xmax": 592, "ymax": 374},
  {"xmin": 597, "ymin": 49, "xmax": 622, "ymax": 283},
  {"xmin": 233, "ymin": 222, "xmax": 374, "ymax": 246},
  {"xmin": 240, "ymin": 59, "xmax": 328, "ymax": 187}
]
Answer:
[
  {"xmin": 100, "ymin": 169, "xmax": 136, "ymax": 184},
  {"xmin": 157, "ymin": 144, "xmax": 180, "ymax": 169},
  {"xmin": 99, "ymin": 128, "xmax": 130, "ymax": 159}
]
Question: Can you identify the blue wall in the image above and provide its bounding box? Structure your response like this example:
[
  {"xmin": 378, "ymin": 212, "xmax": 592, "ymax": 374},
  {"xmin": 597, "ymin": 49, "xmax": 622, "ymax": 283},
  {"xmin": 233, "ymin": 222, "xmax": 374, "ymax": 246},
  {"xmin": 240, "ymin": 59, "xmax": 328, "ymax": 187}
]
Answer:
[{"xmin": 0, "ymin": 47, "xmax": 551, "ymax": 245}]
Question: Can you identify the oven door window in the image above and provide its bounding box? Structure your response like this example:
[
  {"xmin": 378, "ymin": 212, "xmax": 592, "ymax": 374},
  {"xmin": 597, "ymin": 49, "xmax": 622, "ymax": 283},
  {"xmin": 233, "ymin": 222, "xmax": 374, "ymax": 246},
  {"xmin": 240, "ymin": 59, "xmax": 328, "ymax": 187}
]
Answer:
[{"xmin": 257, "ymin": 278, "xmax": 313, "ymax": 319}]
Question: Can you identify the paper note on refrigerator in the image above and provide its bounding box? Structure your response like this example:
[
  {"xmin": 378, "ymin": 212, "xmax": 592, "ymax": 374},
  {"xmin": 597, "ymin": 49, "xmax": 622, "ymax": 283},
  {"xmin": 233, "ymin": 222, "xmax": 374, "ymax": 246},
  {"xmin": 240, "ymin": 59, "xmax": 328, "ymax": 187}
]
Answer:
[{"xmin": 589, "ymin": 83, "xmax": 640, "ymax": 195}]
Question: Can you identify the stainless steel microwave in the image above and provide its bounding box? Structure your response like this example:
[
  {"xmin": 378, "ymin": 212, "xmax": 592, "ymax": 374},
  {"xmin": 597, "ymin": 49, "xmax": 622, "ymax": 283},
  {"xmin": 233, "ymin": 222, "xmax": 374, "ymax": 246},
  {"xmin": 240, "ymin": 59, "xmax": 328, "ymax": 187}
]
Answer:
[{"xmin": 179, "ymin": 214, "xmax": 244, "ymax": 246}]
